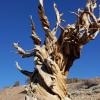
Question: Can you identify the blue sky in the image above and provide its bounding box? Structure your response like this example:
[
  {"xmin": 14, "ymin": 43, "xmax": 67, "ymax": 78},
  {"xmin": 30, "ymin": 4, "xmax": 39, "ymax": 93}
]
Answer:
[{"xmin": 0, "ymin": 0, "xmax": 100, "ymax": 89}]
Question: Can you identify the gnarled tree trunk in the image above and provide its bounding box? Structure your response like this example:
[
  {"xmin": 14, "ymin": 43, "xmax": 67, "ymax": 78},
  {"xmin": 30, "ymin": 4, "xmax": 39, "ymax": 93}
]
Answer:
[{"xmin": 14, "ymin": 0, "xmax": 100, "ymax": 100}]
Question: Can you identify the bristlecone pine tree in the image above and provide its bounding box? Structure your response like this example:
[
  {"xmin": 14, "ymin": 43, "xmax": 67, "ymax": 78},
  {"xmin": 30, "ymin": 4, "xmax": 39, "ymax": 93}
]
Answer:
[{"xmin": 14, "ymin": 0, "xmax": 100, "ymax": 100}]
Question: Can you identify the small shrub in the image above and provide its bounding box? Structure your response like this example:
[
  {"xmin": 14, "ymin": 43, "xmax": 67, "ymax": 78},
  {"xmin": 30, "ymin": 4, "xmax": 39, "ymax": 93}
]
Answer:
[
  {"xmin": 13, "ymin": 81, "xmax": 20, "ymax": 87},
  {"xmin": 67, "ymin": 78, "xmax": 79, "ymax": 84}
]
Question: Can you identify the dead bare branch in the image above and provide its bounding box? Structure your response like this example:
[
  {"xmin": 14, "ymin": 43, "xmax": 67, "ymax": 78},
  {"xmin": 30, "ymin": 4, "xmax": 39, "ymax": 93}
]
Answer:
[
  {"xmin": 13, "ymin": 42, "xmax": 34, "ymax": 58},
  {"xmin": 30, "ymin": 16, "xmax": 41, "ymax": 45},
  {"xmin": 38, "ymin": 0, "xmax": 50, "ymax": 31},
  {"xmin": 16, "ymin": 62, "xmax": 33, "ymax": 77},
  {"xmin": 51, "ymin": 3, "xmax": 64, "ymax": 35}
]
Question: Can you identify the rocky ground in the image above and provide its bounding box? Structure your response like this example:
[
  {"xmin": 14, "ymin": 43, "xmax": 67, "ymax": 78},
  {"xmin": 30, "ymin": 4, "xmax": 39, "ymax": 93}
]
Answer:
[
  {"xmin": 68, "ymin": 78, "xmax": 100, "ymax": 100},
  {"xmin": 0, "ymin": 86, "xmax": 26, "ymax": 100},
  {"xmin": 0, "ymin": 78, "xmax": 100, "ymax": 100}
]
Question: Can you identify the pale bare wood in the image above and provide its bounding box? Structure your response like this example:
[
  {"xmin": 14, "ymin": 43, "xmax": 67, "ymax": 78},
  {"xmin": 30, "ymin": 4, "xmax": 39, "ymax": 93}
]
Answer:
[{"xmin": 30, "ymin": 16, "xmax": 41, "ymax": 46}]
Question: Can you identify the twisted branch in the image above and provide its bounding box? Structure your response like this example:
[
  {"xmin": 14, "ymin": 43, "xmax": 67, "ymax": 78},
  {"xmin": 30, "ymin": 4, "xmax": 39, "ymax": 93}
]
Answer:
[{"xmin": 30, "ymin": 16, "xmax": 41, "ymax": 45}]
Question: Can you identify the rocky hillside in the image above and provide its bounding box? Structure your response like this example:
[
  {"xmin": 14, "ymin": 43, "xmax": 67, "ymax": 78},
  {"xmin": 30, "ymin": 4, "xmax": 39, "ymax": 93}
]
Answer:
[
  {"xmin": 68, "ymin": 78, "xmax": 100, "ymax": 100},
  {"xmin": 0, "ymin": 78, "xmax": 100, "ymax": 100},
  {"xmin": 0, "ymin": 86, "xmax": 26, "ymax": 100}
]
